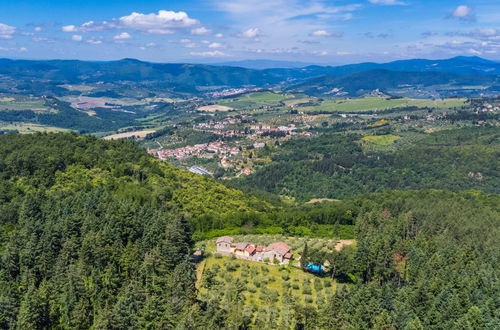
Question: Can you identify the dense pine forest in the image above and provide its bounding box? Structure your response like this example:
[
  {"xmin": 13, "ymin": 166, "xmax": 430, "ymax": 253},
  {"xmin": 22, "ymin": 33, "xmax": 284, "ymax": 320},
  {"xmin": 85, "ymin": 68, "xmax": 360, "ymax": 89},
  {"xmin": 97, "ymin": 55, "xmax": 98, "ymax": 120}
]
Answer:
[{"xmin": 0, "ymin": 133, "xmax": 498, "ymax": 328}]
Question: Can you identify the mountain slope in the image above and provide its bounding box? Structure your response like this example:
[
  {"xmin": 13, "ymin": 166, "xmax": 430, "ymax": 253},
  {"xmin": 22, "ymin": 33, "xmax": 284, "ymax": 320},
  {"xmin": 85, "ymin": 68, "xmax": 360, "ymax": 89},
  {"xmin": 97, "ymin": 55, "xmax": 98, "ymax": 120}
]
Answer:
[
  {"xmin": 287, "ymin": 69, "xmax": 499, "ymax": 96},
  {"xmin": 0, "ymin": 132, "xmax": 273, "ymax": 328}
]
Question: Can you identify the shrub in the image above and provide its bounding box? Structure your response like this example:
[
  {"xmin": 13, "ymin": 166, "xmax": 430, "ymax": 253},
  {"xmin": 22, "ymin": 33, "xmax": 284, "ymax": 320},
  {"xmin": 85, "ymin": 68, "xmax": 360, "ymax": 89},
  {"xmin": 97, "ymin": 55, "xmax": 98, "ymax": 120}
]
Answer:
[
  {"xmin": 225, "ymin": 261, "xmax": 238, "ymax": 272},
  {"xmin": 314, "ymin": 279, "xmax": 323, "ymax": 291},
  {"xmin": 281, "ymin": 274, "xmax": 290, "ymax": 281},
  {"xmin": 292, "ymin": 283, "xmax": 300, "ymax": 290},
  {"xmin": 304, "ymin": 295, "xmax": 314, "ymax": 304},
  {"xmin": 247, "ymin": 284, "xmax": 257, "ymax": 293}
]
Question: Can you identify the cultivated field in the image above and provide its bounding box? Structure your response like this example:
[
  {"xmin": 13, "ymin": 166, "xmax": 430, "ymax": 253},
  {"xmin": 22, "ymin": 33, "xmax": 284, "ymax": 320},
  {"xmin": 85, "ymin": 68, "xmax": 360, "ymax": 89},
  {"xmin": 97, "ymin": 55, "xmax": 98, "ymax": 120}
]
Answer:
[
  {"xmin": 197, "ymin": 254, "xmax": 336, "ymax": 326},
  {"xmin": 299, "ymin": 97, "xmax": 467, "ymax": 113},
  {"xmin": 197, "ymin": 105, "xmax": 233, "ymax": 112},
  {"xmin": 0, "ymin": 98, "xmax": 53, "ymax": 112}
]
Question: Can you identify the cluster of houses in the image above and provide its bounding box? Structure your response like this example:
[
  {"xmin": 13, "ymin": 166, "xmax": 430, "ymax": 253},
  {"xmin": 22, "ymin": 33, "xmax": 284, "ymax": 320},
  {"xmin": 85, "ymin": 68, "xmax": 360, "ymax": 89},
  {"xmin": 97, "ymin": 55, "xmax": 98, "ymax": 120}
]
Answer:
[
  {"xmin": 147, "ymin": 141, "xmax": 240, "ymax": 160},
  {"xmin": 206, "ymin": 87, "xmax": 262, "ymax": 98},
  {"xmin": 216, "ymin": 236, "xmax": 293, "ymax": 265}
]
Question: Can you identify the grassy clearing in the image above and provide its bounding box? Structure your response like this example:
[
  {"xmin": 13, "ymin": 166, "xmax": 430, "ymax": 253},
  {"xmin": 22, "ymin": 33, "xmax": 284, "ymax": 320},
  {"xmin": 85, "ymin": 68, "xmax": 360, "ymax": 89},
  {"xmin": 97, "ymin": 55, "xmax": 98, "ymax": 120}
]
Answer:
[
  {"xmin": 306, "ymin": 198, "xmax": 340, "ymax": 204},
  {"xmin": 299, "ymin": 97, "xmax": 467, "ymax": 113},
  {"xmin": 361, "ymin": 134, "xmax": 400, "ymax": 146}
]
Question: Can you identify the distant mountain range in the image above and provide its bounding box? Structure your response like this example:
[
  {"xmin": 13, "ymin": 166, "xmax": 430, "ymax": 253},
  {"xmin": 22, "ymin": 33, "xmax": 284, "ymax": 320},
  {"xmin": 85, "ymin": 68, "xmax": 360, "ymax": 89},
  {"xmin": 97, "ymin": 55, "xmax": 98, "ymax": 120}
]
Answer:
[
  {"xmin": 0, "ymin": 56, "xmax": 498, "ymax": 98},
  {"xmin": 288, "ymin": 69, "xmax": 499, "ymax": 97},
  {"xmin": 210, "ymin": 59, "xmax": 319, "ymax": 69}
]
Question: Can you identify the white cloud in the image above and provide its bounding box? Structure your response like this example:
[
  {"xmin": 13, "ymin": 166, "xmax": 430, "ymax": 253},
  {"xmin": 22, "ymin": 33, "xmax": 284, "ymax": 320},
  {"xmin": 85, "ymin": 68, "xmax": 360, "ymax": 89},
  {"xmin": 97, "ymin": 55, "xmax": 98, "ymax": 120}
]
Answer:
[
  {"xmin": 310, "ymin": 30, "xmax": 343, "ymax": 38},
  {"xmin": 191, "ymin": 27, "xmax": 212, "ymax": 35},
  {"xmin": 450, "ymin": 5, "xmax": 475, "ymax": 21},
  {"xmin": 120, "ymin": 10, "xmax": 198, "ymax": 32},
  {"xmin": 208, "ymin": 42, "xmax": 223, "ymax": 48},
  {"xmin": 0, "ymin": 23, "xmax": 16, "ymax": 39},
  {"xmin": 34, "ymin": 27, "xmax": 42, "ymax": 32},
  {"xmin": 311, "ymin": 30, "xmax": 330, "ymax": 37},
  {"xmin": 19, "ymin": 47, "xmax": 28, "ymax": 52},
  {"xmin": 336, "ymin": 51, "xmax": 352, "ymax": 55},
  {"xmin": 62, "ymin": 10, "xmax": 200, "ymax": 35},
  {"xmin": 113, "ymin": 32, "xmax": 132, "ymax": 40},
  {"xmin": 214, "ymin": 33, "xmax": 224, "ymax": 38},
  {"xmin": 369, "ymin": 0, "xmax": 406, "ymax": 5},
  {"xmin": 241, "ymin": 28, "xmax": 261, "ymax": 39},
  {"xmin": 87, "ymin": 39, "xmax": 102, "ymax": 45},
  {"xmin": 72, "ymin": 35, "xmax": 83, "ymax": 41},
  {"xmin": 190, "ymin": 50, "xmax": 228, "ymax": 57},
  {"xmin": 62, "ymin": 25, "xmax": 77, "ymax": 32},
  {"xmin": 180, "ymin": 39, "xmax": 191, "ymax": 43}
]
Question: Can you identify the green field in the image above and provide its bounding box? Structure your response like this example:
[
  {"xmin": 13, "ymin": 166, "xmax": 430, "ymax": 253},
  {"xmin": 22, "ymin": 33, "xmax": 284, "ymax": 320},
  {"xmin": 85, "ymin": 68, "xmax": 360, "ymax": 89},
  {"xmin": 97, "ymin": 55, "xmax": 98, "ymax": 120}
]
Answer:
[
  {"xmin": 218, "ymin": 91, "xmax": 292, "ymax": 110},
  {"xmin": 0, "ymin": 99, "xmax": 53, "ymax": 112},
  {"xmin": 361, "ymin": 134, "xmax": 400, "ymax": 146},
  {"xmin": 299, "ymin": 97, "xmax": 467, "ymax": 113},
  {"xmin": 0, "ymin": 122, "xmax": 70, "ymax": 133}
]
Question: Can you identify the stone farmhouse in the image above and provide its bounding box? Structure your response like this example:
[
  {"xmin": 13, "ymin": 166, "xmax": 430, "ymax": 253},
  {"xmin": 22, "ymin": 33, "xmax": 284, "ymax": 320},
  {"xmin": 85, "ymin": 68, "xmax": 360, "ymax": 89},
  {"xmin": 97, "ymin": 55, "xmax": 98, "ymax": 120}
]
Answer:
[{"xmin": 216, "ymin": 236, "xmax": 293, "ymax": 264}]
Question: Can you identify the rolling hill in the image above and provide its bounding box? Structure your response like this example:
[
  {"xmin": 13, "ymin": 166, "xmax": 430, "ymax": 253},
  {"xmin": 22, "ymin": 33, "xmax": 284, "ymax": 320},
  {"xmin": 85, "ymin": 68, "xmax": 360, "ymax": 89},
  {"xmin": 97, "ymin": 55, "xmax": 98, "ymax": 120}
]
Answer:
[{"xmin": 0, "ymin": 56, "xmax": 498, "ymax": 98}]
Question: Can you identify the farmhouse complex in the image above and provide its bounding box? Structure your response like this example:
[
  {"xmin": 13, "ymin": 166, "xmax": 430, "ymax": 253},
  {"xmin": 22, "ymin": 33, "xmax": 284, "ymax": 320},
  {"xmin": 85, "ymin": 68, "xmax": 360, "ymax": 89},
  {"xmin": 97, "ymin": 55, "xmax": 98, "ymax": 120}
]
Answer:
[{"xmin": 216, "ymin": 236, "xmax": 293, "ymax": 264}]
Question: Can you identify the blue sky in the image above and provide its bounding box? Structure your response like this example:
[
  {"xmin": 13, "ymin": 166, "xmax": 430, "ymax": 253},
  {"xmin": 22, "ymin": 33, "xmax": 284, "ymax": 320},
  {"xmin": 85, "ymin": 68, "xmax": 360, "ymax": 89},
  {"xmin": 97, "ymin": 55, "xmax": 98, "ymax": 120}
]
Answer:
[{"xmin": 0, "ymin": 0, "xmax": 499, "ymax": 64}]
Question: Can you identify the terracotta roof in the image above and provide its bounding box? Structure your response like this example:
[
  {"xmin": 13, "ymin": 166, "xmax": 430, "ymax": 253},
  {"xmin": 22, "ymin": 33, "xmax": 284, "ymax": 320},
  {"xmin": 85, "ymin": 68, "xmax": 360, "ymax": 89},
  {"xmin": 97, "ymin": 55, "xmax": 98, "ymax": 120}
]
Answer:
[
  {"xmin": 256, "ymin": 245, "xmax": 265, "ymax": 252},
  {"xmin": 266, "ymin": 242, "xmax": 291, "ymax": 256},
  {"xmin": 234, "ymin": 242, "xmax": 249, "ymax": 250},
  {"xmin": 245, "ymin": 245, "xmax": 256, "ymax": 255},
  {"xmin": 216, "ymin": 236, "xmax": 234, "ymax": 244},
  {"xmin": 284, "ymin": 252, "xmax": 292, "ymax": 259}
]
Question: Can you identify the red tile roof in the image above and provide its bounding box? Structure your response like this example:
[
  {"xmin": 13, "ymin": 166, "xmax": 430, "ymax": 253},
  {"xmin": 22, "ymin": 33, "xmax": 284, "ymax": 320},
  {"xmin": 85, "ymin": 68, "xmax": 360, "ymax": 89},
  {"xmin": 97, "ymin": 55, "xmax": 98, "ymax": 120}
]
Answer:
[
  {"xmin": 284, "ymin": 252, "xmax": 292, "ymax": 259},
  {"xmin": 266, "ymin": 242, "xmax": 291, "ymax": 256},
  {"xmin": 245, "ymin": 245, "xmax": 256, "ymax": 255},
  {"xmin": 256, "ymin": 245, "xmax": 265, "ymax": 252}
]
